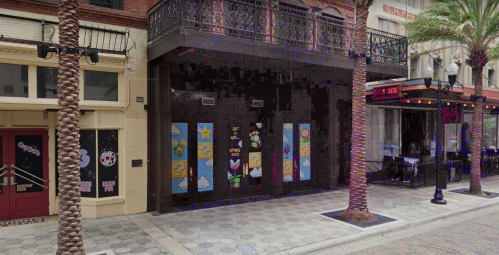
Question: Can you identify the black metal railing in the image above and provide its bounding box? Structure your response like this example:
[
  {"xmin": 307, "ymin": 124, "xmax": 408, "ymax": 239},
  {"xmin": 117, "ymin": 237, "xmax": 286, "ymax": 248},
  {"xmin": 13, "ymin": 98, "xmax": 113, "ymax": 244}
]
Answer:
[
  {"xmin": 147, "ymin": 0, "xmax": 407, "ymax": 65},
  {"xmin": 366, "ymin": 159, "xmax": 466, "ymax": 189},
  {"xmin": 0, "ymin": 13, "xmax": 135, "ymax": 55}
]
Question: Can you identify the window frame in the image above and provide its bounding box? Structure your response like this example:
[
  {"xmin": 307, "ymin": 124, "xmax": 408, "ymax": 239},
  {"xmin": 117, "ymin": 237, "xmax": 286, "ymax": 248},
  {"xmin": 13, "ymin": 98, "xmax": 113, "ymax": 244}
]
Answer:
[
  {"xmin": 88, "ymin": 0, "xmax": 123, "ymax": 10},
  {"xmin": 82, "ymin": 70, "xmax": 121, "ymax": 102}
]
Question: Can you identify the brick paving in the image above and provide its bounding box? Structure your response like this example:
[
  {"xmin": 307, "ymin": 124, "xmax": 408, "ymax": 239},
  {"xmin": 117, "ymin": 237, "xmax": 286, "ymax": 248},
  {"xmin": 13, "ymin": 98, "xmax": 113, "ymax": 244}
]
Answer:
[
  {"xmin": 350, "ymin": 212, "xmax": 499, "ymax": 255},
  {"xmin": 1, "ymin": 175, "xmax": 499, "ymax": 255}
]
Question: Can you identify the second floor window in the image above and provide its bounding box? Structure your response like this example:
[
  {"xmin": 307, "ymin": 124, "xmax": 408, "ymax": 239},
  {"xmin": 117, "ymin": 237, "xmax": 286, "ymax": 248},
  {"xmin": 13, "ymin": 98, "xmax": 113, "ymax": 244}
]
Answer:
[
  {"xmin": 407, "ymin": 0, "xmax": 421, "ymax": 9},
  {"xmin": 379, "ymin": 19, "xmax": 397, "ymax": 34},
  {"xmin": 84, "ymin": 70, "xmax": 119, "ymax": 102},
  {"xmin": 88, "ymin": 0, "xmax": 123, "ymax": 10}
]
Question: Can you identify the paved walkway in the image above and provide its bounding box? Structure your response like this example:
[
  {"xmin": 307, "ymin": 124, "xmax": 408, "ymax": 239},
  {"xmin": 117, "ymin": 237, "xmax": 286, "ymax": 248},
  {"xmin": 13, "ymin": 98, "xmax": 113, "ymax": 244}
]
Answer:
[{"xmin": 1, "ymin": 176, "xmax": 499, "ymax": 255}]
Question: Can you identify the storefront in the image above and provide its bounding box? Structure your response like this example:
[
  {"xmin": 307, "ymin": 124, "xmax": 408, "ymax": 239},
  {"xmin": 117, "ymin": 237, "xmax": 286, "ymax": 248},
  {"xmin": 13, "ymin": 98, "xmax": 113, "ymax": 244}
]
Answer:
[
  {"xmin": 365, "ymin": 79, "xmax": 499, "ymax": 185},
  {"xmin": 146, "ymin": 0, "xmax": 408, "ymax": 212},
  {"xmin": 0, "ymin": 9, "xmax": 148, "ymax": 220}
]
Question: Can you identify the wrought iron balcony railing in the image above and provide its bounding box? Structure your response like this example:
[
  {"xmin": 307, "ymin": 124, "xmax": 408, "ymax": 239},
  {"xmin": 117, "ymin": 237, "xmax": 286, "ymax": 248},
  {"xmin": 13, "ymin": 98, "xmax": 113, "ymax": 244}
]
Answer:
[{"xmin": 148, "ymin": 0, "xmax": 408, "ymax": 65}]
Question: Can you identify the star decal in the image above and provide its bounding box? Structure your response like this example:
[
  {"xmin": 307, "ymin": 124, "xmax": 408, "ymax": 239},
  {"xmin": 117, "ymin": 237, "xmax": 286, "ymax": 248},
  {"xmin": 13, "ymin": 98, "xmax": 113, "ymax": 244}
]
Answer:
[{"xmin": 200, "ymin": 125, "xmax": 212, "ymax": 140}]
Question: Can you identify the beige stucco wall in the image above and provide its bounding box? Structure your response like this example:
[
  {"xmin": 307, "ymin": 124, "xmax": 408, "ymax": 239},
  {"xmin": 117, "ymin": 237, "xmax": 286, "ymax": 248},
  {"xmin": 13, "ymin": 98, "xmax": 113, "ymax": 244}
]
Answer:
[
  {"xmin": 366, "ymin": 0, "xmax": 499, "ymax": 88},
  {"xmin": 0, "ymin": 7, "xmax": 148, "ymax": 218}
]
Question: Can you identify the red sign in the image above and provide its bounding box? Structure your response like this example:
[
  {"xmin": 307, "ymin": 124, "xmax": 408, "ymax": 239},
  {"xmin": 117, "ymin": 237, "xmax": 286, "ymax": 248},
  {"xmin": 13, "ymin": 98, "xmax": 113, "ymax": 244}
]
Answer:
[
  {"xmin": 443, "ymin": 104, "xmax": 462, "ymax": 124},
  {"xmin": 373, "ymin": 83, "xmax": 403, "ymax": 100}
]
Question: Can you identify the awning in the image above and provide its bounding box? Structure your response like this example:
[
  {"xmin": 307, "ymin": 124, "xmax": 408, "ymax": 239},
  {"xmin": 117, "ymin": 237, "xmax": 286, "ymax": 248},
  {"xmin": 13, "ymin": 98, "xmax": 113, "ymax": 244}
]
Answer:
[{"xmin": 365, "ymin": 79, "xmax": 499, "ymax": 112}]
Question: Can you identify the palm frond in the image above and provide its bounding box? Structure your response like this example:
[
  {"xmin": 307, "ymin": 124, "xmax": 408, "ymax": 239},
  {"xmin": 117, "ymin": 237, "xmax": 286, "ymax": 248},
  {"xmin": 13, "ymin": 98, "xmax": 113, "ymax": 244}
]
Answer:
[{"xmin": 489, "ymin": 46, "xmax": 499, "ymax": 61}]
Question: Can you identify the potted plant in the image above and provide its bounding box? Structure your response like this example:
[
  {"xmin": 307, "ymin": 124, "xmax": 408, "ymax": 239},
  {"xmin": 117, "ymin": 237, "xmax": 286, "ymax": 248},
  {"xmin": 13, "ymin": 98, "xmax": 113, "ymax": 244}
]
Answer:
[{"xmin": 230, "ymin": 175, "xmax": 241, "ymax": 188}]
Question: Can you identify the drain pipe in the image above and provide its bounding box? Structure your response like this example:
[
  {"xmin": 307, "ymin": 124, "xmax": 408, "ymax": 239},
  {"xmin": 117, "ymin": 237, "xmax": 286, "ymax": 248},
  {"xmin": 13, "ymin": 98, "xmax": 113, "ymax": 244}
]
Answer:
[{"xmin": 42, "ymin": 19, "xmax": 45, "ymax": 42}]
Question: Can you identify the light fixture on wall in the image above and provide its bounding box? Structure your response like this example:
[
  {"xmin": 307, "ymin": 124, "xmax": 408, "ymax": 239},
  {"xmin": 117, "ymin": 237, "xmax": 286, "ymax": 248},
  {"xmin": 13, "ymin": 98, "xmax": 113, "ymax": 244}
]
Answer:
[
  {"xmin": 43, "ymin": 110, "xmax": 48, "ymax": 120},
  {"xmin": 37, "ymin": 43, "xmax": 58, "ymax": 59},
  {"xmin": 82, "ymin": 50, "xmax": 100, "ymax": 63}
]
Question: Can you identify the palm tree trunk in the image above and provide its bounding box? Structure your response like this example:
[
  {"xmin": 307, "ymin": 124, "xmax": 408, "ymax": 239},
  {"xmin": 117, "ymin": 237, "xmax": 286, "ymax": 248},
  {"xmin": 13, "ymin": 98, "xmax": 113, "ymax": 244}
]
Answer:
[
  {"xmin": 57, "ymin": 0, "xmax": 85, "ymax": 254},
  {"xmin": 469, "ymin": 66, "xmax": 484, "ymax": 194},
  {"xmin": 340, "ymin": 5, "xmax": 375, "ymax": 222}
]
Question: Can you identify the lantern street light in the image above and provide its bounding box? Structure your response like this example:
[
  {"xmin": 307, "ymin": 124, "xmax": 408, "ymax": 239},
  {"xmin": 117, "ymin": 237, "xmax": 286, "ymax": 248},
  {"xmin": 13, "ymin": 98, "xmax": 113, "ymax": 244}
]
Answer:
[{"xmin": 423, "ymin": 61, "xmax": 460, "ymax": 205}]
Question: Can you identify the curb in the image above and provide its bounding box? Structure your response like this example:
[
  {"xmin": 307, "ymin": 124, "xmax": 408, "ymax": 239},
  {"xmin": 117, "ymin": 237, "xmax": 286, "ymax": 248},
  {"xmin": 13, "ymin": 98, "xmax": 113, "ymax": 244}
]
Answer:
[{"xmin": 273, "ymin": 198, "xmax": 499, "ymax": 255}]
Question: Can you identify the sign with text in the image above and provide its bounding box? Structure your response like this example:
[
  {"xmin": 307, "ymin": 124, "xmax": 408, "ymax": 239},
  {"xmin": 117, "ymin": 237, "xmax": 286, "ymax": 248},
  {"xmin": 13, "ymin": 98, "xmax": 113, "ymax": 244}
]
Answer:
[
  {"xmin": 443, "ymin": 104, "xmax": 462, "ymax": 124},
  {"xmin": 373, "ymin": 83, "xmax": 403, "ymax": 100},
  {"xmin": 384, "ymin": 5, "xmax": 416, "ymax": 20}
]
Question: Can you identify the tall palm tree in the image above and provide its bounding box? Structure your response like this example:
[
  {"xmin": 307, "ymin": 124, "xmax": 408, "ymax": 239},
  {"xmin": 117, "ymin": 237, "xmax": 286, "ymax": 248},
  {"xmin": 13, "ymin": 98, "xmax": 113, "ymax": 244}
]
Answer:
[
  {"xmin": 406, "ymin": 0, "xmax": 499, "ymax": 195},
  {"xmin": 57, "ymin": 0, "xmax": 85, "ymax": 254},
  {"xmin": 340, "ymin": 0, "xmax": 376, "ymax": 222}
]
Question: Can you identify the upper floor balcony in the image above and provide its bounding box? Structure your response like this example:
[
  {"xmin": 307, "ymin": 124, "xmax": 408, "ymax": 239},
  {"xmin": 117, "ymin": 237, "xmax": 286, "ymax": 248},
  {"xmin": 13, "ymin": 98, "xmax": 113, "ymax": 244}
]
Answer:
[{"xmin": 147, "ymin": 0, "xmax": 408, "ymax": 80}]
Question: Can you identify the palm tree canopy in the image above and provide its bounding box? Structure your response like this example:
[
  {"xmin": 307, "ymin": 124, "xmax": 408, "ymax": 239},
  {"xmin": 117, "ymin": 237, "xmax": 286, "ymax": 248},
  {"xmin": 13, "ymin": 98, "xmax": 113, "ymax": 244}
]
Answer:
[{"xmin": 405, "ymin": 0, "xmax": 499, "ymax": 62}]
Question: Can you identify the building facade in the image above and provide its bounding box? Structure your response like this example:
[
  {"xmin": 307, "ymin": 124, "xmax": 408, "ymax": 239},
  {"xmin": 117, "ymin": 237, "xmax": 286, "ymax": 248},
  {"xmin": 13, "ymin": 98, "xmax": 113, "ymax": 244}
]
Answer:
[
  {"xmin": 0, "ymin": 0, "xmax": 149, "ymax": 220},
  {"xmin": 146, "ymin": 0, "xmax": 408, "ymax": 213},
  {"xmin": 365, "ymin": 0, "xmax": 499, "ymax": 185}
]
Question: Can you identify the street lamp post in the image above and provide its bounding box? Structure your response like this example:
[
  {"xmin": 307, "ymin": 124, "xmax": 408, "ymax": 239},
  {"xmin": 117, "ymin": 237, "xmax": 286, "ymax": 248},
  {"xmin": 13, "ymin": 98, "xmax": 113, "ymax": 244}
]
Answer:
[{"xmin": 423, "ymin": 61, "xmax": 459, "ymax": 205}]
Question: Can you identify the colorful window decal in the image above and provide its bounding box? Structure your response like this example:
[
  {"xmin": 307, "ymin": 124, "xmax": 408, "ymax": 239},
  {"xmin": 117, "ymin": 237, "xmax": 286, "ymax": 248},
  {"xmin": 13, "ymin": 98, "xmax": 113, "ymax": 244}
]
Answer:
[
  {"xmin": 299, "ymin": 124, "xmax": 311, "ymax": 181},
  {"xmin": 98, "ymin": 130, "xmax": 119, "ymax": 198},
  {"xmin": 198, "ymin": 123, "xmax": 214, "ymax": 192},
  {"xmin": 228, "ymin": 126, "xmax": 241, "ymax": 182},
  {"xmin": 172, "ymin": 123, "xmax": 188, "ymax": 194},
  {"xmin": 283, "ymin": 123, "xmax": 293, "ymax": 182},
  {"xmin": 249, "ymin": 123, "xmax": 263, "ymax": 185}
]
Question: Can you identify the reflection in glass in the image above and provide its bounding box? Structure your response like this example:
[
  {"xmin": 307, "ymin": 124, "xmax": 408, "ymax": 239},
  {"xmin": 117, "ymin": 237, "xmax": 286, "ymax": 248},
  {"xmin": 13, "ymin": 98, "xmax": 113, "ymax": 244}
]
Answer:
[
  {"xmin": 483, "ymin": 114, "xmax": 497, "ymax": 150},
  {"xmin": 37, "ymin": 66, "xmax": 59, "ymax": 98},
  {"xmin": 84, "ymin": 71, "xmax": 118, "ymax": 101},
  {"xmin": 0, "ymin": 63, "xmax": 28, "ymax": 97}
]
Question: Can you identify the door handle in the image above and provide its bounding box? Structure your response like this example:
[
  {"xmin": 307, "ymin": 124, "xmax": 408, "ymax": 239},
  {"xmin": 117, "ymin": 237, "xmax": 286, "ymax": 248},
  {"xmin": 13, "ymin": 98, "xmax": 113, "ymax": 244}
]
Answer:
[
  {"xmin": 1, "ymin": 177, "xmax": 7, "ymax": 186},
  {"xmin": 10, "ymin": 176, "xmax": 17, "ymax": 186}
]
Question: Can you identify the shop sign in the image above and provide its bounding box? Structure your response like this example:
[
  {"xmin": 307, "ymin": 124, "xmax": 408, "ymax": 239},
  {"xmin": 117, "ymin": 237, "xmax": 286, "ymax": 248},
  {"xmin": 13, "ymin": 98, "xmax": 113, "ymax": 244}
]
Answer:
[
  {"xmin": 384, "ymin": 5, "xmax": 416, "ymax": 20},
  {"xmin": 373, "ymin": 83, "xmax": 403, "ymax": 100},
  {"xmin": 443, "ymin": 104, "xmax": 462, "ymax": 124}
]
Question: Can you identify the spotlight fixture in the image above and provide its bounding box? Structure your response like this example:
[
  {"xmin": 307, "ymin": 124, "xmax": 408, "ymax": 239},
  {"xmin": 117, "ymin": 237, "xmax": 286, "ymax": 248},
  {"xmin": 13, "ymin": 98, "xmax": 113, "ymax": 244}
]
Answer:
[
  {"xmin": 407, "ymin": 100, "xmax": 410, "ymax": 103},
  {"xmin": 447, "ymin": 102, "xmax": 450, "ymax": 105},
  {"xmin": 418, "ymin": 100, "xmax": 421, "ymax": 103},
  {"xmin": 82, "ymin": 50, "xmax": 99, "ymax": 63},
  {"xmin": 487, "ymin": 106, "xmax": 489, "ymax": 108},
  {"xmin": 472, "ymin": 104, "xmax": 475, "ymax": 107},
  {"xmin": 37, "ymin": 43, "xmax": 58, "ymax": 58},
  {"xmin": 464, "ymin": 104, "xmax": 467, "ymax": 107}
]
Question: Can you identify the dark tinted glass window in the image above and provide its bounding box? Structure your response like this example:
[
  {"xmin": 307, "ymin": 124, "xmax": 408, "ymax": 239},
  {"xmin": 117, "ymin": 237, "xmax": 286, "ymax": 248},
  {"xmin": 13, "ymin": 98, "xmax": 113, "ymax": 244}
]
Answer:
[
  {"xmin": 0, "ymin": 63, "xmax": 28, "ymax": 97},
  {"xmin": 37, "ymin": 66, "xmax": 59, "ymax": 99},
  {"xmin": 88, "ymin": 0, "xmax": 122, "ymax": 10},
  {"xmin": 84, "ymin": 70, "xmax": 118, "ymax": 101}
]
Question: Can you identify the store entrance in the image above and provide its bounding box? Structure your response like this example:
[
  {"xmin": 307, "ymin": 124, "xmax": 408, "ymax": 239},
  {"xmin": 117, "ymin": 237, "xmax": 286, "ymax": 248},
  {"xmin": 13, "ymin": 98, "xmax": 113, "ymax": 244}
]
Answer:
[
  {"xmin": 0, "ymin": 130, "xmax": 49, "ymax": 221},
  {"xmin": 402, "ymin": 110, "xmax": 427, "ymax": 157}
]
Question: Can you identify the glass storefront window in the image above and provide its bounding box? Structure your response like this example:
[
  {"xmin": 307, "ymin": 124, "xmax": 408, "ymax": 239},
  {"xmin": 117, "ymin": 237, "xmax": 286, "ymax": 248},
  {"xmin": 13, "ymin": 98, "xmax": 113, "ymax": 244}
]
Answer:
[
  {"xmin": 84, "ymin": 71, "xmax": 118, "ymax": 101},
  {"xmin": 483, "ymin": 114, "xmax": 497, "ymax": 151},
  {"xmin": 37, "ymin": 67, "xmax": 59, "ymax": 99},
  {"xmin": 366, "ymin": 107, "xmax": 400, "ymax": 161},
  {"xmin": 0, "ymin": 63, "xmax": 28, "ymax": 97}
]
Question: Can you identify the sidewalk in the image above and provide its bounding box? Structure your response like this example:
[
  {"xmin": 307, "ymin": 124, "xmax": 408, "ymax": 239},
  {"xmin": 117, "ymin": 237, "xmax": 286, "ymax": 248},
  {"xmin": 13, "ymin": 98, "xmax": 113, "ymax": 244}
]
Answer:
[{"xmin": 1, "ymin": 176, "xmax": 499, "ymax": 255}]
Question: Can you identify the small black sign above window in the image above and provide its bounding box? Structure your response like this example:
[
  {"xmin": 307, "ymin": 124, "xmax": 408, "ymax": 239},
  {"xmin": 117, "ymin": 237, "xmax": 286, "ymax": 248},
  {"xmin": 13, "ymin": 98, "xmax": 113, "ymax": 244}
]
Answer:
[{"xmin": 131, "ymin": 159, "xmax": 143, "ymax": 167}]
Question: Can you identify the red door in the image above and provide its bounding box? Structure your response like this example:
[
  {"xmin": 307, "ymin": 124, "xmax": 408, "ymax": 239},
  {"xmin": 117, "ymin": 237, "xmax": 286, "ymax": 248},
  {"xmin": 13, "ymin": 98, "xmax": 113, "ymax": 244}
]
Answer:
[{"xmin": 0, "ymin": 130, "xmax": 49, "ymax": 221}]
